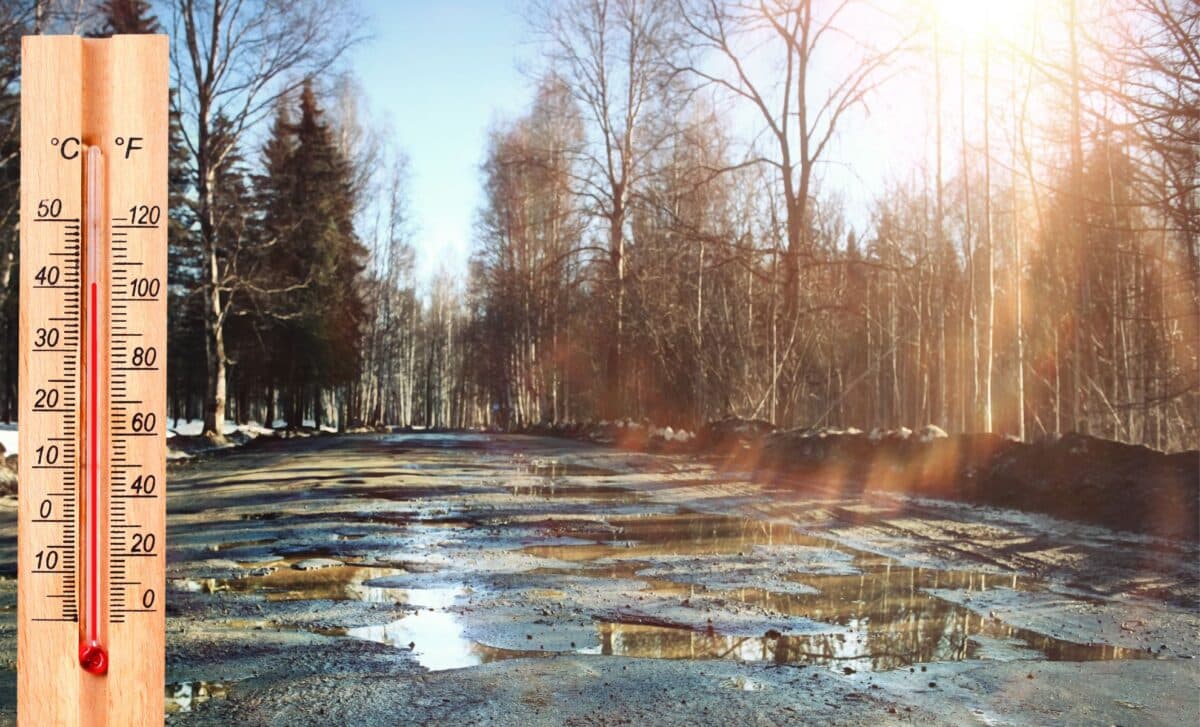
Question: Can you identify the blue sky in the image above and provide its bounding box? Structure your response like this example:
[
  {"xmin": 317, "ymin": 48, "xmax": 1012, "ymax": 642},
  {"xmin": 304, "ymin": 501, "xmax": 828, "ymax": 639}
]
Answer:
[
  {"xmin": 347, "ymin": 1, "xmax": 941, "ymax": 283},
  {"xmin": 351, "ymin": 0, "xmax": 535, "ymax": 282}
]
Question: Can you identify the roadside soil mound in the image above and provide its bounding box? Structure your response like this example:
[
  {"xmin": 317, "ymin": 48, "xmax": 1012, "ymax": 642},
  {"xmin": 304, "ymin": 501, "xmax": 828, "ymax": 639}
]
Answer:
[
  {"xmin": 519, "ymin": 417, "xmax": 1197, "ymax": 540},
  {"xmin": 756, "ymin": 430, "xmax": 1198, "ymax": 541},
  {"xmin": 695, "ymin": 416, "xmax": 777, "ymax": 453}
]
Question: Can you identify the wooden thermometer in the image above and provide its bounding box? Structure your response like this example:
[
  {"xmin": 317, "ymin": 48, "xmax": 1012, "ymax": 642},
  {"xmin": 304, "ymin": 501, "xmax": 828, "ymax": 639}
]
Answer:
[{"xmin": 18, "ymin": 35, "xmax": 167, "ymax": 725}]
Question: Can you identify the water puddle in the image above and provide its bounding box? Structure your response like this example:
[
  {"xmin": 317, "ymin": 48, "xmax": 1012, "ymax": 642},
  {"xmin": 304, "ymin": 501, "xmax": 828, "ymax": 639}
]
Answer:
[
  {"xmin": 507, "ymin": 481, "xmax": 644, "ymax": 502},
  {"xmin": 341, "ymin": 567, "xmax": 1140, "ymax": 673},
  {"xmin": 591, "ymin": 565, "xmax": 1147, "ymax": 671},
  {"xmin": 524, "ymin": 512, "xmax": 828, "ymax": 561},
  {"xmin": 515, "ymin": 512, "xmax": 1153, "ymax": 671},
  {"xmin": 344, "ymin": 587, "xmax": 469, "ymax": 669},
  {"xmin": 503, "ymin": 459, "xmax": 641, "ymax": 502},
  {"xmin": 208, "ymin": 537, "xmax": 279, "ymax": 551},
  {"xmin": 348, "ymin": 484, "xmax": 499, "ymax": 503},
  {"xmin": 204, "ymin": 488, "xmax": 1159, "ymax": 676},
  {"xmin": 336, "ymin": 586, "xmax": 550, "ymax": 670},
  {"xmin": 215, "ymin": 558, "xmax": 409, "ymax": 602},
  {"xmin": 522, "ymin": 460, "xmax": 617, "ymax": 478}
]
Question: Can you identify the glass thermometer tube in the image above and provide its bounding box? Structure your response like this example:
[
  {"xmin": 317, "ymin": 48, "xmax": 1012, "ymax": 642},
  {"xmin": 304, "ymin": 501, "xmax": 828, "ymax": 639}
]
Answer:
[{"xmin": 79, "ymin": 145, "xmax": 108, "ymax": 676}]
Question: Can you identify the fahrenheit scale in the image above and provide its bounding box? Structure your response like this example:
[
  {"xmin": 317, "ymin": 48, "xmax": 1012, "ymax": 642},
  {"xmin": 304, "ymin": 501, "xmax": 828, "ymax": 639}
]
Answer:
[{"xmin": 18, "ymin": 35, "xmax": 167, "ymax": 725}]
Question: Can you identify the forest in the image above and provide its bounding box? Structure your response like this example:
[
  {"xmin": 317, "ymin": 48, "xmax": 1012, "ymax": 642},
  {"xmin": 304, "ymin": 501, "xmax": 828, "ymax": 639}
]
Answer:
[{"xmin": 0, "ymin": 0, "xmax": 1196, "ymax": 451}]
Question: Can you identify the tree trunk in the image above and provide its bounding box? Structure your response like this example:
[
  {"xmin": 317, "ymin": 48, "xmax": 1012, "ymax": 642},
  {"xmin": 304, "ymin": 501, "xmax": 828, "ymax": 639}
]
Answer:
[
  {"xmin": 983, "ymin": 40, "xmax": 995, "ymax": 434},
  {"xmin": 606, "ymin": 209, "xmax": 625, "ymax": 418},
  {"xmin": 202, "ymin": 228, "xmax": 227, "ymax": 443},
  {"xmin": 1069, "ymin": 0, "xmax": 1088, "ymax": 434}
]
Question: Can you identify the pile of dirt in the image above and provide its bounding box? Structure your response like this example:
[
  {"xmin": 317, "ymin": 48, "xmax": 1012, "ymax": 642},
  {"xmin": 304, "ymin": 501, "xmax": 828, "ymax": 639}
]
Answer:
[
  {"xmin": 496, "ymin": 418, "xmax": 1198, "ymax": 539},
  {"xmin": 755, "ymin": 429, "xmax": 1199, "ymax": 540},
  {"xmin": 695, "ymin": 417, "xmax": 777, "ymax": 453},
  {"xmin": 0, "ymin": 454, "xmax": 14, "ymax": 497}
]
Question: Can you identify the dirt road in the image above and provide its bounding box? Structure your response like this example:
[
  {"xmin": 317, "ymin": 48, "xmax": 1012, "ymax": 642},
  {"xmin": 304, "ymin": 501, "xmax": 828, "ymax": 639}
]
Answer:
[{"xmin": 0, "ymin": 432, "xmax": 1195, "ymax": 725}]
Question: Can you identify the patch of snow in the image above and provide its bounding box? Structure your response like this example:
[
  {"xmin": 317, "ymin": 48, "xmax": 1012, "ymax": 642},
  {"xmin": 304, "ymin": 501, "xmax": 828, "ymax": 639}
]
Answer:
[
  {"xmin": 650, "ymin": 426, "xmax": 695, "ymax": 443},
  {"xmin": 0, "ymin": 422, "xmax": 17, "ymax": 457},
  {"xmin": 240, "ymin": 421, "xmax": 275, "ymax": 436},
  {"xmin": 168, "ymin": 419, "xmax": 276, "ymax": 440},
  {"xmin": 919, "ymin": 424, "xmax": 949, "ymax": 442},
  {"xmin": 169, "ymin": 579, "xmax": 205, "ymax": 593},
  {"xmin": 292, "ymin": 558, "xmax": 343, "ymax": 570}
]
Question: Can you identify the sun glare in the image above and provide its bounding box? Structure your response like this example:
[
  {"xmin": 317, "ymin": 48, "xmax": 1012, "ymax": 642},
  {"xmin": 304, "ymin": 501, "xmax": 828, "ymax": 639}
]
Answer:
[{"xmin": 932, "ymin": 0, "xmax": 1041, "ymax": 45}]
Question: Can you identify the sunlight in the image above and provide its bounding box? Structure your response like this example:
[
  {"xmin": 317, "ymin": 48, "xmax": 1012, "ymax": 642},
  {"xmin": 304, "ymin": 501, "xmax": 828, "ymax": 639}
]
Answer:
[{"xmin": 932, "ymin": 0, "xmax": 1041, "ymax": 45}]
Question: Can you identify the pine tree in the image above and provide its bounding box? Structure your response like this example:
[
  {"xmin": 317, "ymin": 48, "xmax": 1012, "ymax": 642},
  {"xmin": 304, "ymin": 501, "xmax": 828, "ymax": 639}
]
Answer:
[
  {"xmin": 245, "ymin": 101, "xmax": 299, "ymax": 425},
  {"xmin": 255, "ymin": 83, "xmax": 366, "ymax": 428},
  {"xmin": 293, "ymin": 83, "xmax": 366, "ymax": 426},
  {"xmin": 89, "ymin": 0, "xmax": 159, "ymax": 36}
]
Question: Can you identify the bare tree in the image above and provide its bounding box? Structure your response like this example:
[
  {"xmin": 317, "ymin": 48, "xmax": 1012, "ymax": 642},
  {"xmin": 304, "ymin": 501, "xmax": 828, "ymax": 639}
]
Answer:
[
  {"xmin": 533, "ymin": 0, "xmax": 679, "ymax": 417},
  {"xmin": 360, "ymin": 151, "xmax": 417, "ymax": 426},
  {"xmin": 674, "ymin": 0, "xmax": 905, "ymax": 423},
  {"xmin": 169, "ymin": 0, "xmax": 361, "ymax": 440},
  {"xmin": 0, "ymin": 0, "xmax": 31, "ymax": 321}
]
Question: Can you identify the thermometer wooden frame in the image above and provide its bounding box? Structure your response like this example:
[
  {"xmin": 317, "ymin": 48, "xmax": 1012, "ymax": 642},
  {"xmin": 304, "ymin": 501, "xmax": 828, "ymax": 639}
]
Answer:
[{"xmin": 18, "ymin": 34, "xmax": 167, "ymax": 726}]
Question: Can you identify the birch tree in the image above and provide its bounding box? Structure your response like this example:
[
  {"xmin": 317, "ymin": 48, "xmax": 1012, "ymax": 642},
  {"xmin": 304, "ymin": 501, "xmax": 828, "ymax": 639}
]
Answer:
[{"xmin": 534, "ymin": 0, "xmax": 678, "ymax": 416}]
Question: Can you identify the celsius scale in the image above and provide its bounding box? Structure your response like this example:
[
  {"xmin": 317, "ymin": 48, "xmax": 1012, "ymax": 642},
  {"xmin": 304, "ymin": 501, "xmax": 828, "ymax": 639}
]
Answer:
[{"xmin": 18, "ymin": 34, "xmax": 167, "ymax": 725}]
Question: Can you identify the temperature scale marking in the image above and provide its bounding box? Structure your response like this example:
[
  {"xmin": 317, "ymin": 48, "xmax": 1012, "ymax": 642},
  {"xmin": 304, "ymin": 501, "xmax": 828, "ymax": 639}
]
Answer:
[{"xmin": 18, "ymin": 35, "xmax": 167, "ymax": 725}]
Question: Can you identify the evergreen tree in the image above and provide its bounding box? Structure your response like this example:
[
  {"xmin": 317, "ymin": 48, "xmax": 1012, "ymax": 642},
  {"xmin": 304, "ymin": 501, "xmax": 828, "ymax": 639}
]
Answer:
[
  {"xmin": 244, "ymin": 101, "xmax": 300, "ymax": 425},
  {"xmin": 89, "ymin": 0, "xmax": 159, "ymax": 36},
  {"xmin": 256, "ymin": 83, "xmax": 367, "ymax": 428},
  {"xmin": 0, "ymin": 4, "xmax": 29, "ymax": 419}
]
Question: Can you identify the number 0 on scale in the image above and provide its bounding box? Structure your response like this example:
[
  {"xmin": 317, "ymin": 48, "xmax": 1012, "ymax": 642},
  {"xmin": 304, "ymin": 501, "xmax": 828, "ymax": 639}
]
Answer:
[{"xmin": 18, "ymin": 35, "xmax": 167, "ymax": 725}]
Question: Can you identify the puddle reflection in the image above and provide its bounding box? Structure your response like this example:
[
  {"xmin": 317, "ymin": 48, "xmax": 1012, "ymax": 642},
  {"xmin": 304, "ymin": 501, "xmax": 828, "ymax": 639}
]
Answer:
[
  {"xmin": 347, "ymin": 588, "xmax": 474, "ymax": 670},
  {"xmin": 206, "ymin": 498, "xmax": 1158, "ymax": 676},
  {"xmin": 216, "ymin": 561, "xmax": 408, "ymax": 602},
  {"xmin": 340, "ymin": 587, "xmax": 548, "ymax": 671},
  {"xmin": 525, "ymin": 513, "xmax": 1152, "ymax": 671},
  {"xmin": 525, "ymin": 512, "xmax": 827, "ymax": 561},
  {"xmin": 594, "ymin": 602, "xmax": 1144, "ymax": 673},
  {"xmin": 522, "ymin": 460, "xmax": 617, "ymax": 478}
]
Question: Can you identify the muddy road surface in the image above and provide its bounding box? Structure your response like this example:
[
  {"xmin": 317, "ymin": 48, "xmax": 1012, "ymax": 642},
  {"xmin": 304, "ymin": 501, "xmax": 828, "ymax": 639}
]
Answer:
[{"xmin": 0, "ymin": 432, "xmax": 1196, "ymax": 725}]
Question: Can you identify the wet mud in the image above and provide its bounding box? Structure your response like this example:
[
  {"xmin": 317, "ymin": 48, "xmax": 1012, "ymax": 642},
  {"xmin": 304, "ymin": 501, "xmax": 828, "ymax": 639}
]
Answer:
[{"xmin": 0, "ymin": 432, "xmax": 1194, "ymax": 725}]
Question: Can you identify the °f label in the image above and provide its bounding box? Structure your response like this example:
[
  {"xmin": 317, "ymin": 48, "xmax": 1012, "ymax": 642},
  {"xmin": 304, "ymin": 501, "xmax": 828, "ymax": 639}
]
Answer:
[{"xmin": 18, "ymin": 34, "xmax": 167, "ymax": 726}]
